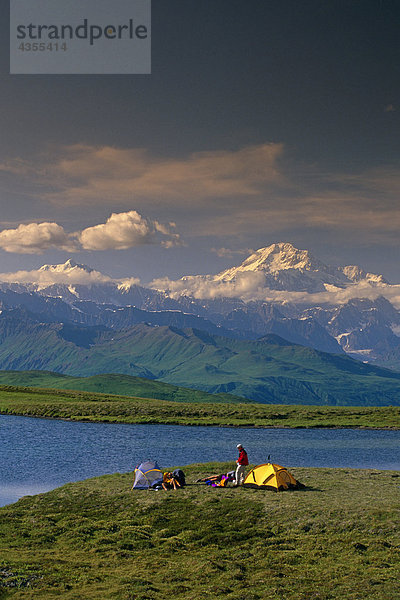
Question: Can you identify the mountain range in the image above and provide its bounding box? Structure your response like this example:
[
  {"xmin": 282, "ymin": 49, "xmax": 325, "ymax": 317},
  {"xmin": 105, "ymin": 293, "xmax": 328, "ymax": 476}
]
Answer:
[
  {"xmin": 1, "ymin": 243, "xmax": 400, "ymax": 365},
  {"xmin": 0, "ymin": 314, "xmax": 399, "ymax": 406},
  {"xmin": 1, "ymin": 243, "xmax": 400, "ymax": 404}
]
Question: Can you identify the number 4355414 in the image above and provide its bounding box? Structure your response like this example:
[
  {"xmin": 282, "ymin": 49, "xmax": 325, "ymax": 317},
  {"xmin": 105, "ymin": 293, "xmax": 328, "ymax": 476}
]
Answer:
[{"xmin": 18, "ymin": 42, "xmax": 67, "ymax": 51}]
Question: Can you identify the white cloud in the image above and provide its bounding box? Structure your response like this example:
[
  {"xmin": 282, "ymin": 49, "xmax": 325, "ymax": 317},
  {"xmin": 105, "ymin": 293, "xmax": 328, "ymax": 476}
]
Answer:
[
  {"xmin": 0, "ymin": 211, "xmax": 181, "ymax": 255},
  {"xmin": 151, "ymin": 271, "xmax": 271, "ymax": 301},
  {"xmin": 0, "ymin": 265, "xmax": 113, "ymax": 286},
  {"xmin": 78, "ymin": 211, "xmax": 181, "ymax": 251},
  {"xmin": 0, "ymin": 259, "xmax": 143, "ymax": 288},
  {"xmin": 118, "ymin": 277, "xmax": 141, "ymax": 290},
  {"xmin": 0, "ymin": 222, "xmax": 76, "ymax": 254},
  {"xmin": 150, "ymin": 272, "xmax": 400, "ymax": 309}
]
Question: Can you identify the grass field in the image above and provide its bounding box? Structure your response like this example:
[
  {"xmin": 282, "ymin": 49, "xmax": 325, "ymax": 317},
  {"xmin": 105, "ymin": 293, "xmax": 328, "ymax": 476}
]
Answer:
[
  {"xmin": 0, "ymin": 463, "xmax": 399, "ymax": 599},
  {"xmin": 1, "ymin": 385, "xmax": 400, "ymax": 428}
]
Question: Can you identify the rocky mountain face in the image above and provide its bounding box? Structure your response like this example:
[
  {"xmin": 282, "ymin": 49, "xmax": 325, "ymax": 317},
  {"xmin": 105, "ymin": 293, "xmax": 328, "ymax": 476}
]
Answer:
[{"xmin": 0, "ymin": 243, "xmax": 399, "ymax": 369}]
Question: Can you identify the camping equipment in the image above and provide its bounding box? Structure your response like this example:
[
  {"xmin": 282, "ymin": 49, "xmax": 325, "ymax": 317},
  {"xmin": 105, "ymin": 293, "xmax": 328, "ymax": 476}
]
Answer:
[
  {"xmin": 210, "ymin": 474, "xmax": 229, "ymax": 487},
  {"xmin": 197, "ymin": 471, "xmax": 235, "ymax": 485},
  {"xmin": 132, "ymin": 460, "xmax": 163, "ymax": 489},
  {"xmin": 172, "ymin": 469, "xmax": 186, "ymax": 487},
  {"xmin": 161, "ymin": 470, "xmax": 185, "ymax": 490},
  {"xmin": 243, "ymin": 463, "xmax": 303, "ymax": 492}
]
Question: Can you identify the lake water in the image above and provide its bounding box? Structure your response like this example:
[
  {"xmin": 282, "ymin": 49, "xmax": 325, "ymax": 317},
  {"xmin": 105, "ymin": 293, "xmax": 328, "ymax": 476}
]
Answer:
[{"xmin": 1, "ymin": 414, "xmax": 400, "ymax": 506}]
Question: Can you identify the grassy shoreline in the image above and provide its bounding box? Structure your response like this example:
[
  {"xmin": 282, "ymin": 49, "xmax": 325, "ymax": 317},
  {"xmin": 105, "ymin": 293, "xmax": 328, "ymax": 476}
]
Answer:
[
  {"xmin": 1, "ymin": 463, "xmax": 399, "ymax": 599},
  {"xmin": 1, "ymin": 385, "xmax": 400, "ymax": 429}
]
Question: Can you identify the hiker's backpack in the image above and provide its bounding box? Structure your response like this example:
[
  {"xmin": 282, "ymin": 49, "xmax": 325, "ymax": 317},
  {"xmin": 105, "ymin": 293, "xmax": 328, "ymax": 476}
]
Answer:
[{"xmin": 173, "ymin": 469, "xmax": 186, "ymax": 487}]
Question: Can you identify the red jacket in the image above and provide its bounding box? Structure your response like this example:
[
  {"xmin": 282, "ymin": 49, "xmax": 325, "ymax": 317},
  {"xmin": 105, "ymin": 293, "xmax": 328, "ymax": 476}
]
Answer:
[{"xmin": 238, "ymin": 449, "xmax": 249, "ymax": 466}]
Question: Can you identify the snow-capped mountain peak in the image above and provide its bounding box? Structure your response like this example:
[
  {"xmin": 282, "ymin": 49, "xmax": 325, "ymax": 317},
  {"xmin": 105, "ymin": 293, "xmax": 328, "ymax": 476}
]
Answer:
[
  {"xmin": 208, "ymin": 242, "xmax": 390, "ymax": 294},
  {"xmin": 340, "ymin": 265, "xmax": 388, "ymax": 285},
  {"xmin": 9, "ymin": 258, "xmax": 116, "ymax": 292},
  {"xmin": 0, "ymin": 243, "xmax": 389, "ymax": 303},
  {"xmin": 227, "ymin": 243, "xmax": 323, "ymax": 274},
  {"xmin": 214, "ymin": 242, "xmax": 350, "ymax": 291},
  {"xmin": 38, "ymin": 258, "xmax": 95, "ymax": 275}
]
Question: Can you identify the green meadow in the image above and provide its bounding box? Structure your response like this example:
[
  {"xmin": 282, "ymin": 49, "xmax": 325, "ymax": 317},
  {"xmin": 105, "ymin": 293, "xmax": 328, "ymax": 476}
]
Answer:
[
  {"xmin": 0, "ymin": 385, "xmax": 400, "ymax": 428},
  {"xmin": 0, "ymin": 463, "xmax": 399, "ymax": 599}
]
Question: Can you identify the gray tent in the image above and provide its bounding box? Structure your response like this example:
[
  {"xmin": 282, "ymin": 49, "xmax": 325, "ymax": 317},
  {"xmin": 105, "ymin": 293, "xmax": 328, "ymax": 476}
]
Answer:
[{"xmin": 132, "ymin": 460, "xmax": 163, "ymax": 489}]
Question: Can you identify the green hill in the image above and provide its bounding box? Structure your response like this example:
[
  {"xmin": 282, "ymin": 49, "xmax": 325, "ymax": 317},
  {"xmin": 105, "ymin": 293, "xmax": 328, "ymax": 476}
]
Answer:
[
  {"xmin": 0, "ymin": 370, "xmax": 245, "ymax": 403},
  {"xmin": 1, "ymin": 316, "xmax": 400, "ymax": 404}
]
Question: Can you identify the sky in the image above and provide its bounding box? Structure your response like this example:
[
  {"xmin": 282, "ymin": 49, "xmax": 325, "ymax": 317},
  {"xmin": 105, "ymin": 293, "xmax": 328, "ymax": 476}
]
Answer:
[{"xmin": 0, "ymin": 0, "xmax": 399, "ymax": 285}]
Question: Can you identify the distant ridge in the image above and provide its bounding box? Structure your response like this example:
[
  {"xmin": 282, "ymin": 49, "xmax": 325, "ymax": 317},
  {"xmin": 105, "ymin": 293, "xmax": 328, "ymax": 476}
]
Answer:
[
  {"xmin": 0, "ymin": 370, "xmax": 247, "ymax": 404},
  {"xmin": 0, "ymin": 316, "xmax": 399, "ymax": 405}
]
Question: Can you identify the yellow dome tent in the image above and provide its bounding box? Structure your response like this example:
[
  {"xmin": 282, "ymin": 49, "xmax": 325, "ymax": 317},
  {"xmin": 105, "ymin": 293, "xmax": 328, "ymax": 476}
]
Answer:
[{"xmin": 243, "ymin": 463, "xmax": 302, "ymax": 492}]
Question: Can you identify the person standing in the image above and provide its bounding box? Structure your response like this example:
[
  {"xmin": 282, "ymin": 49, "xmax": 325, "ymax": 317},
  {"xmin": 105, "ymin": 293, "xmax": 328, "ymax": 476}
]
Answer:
[{"xmin": 234, "ymin": 443, "xmax": 249, "ymax": 486}]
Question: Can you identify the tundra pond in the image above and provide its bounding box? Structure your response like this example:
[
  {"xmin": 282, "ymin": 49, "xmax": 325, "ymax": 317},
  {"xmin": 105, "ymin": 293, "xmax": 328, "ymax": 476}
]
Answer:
[{"xmin": 1, "ymin": 414, "xmax": 400, "ymax": 506}]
